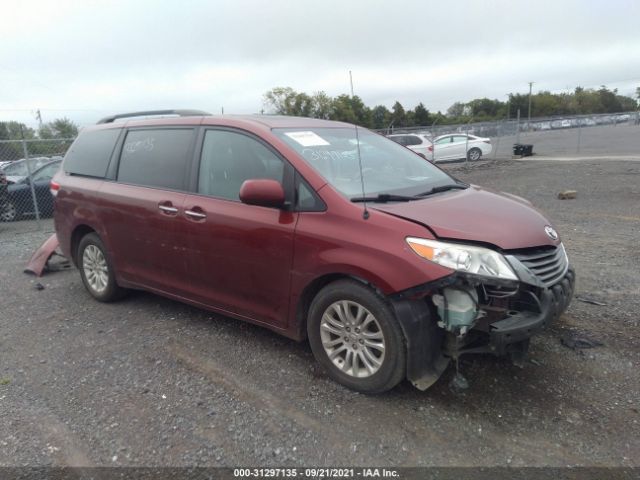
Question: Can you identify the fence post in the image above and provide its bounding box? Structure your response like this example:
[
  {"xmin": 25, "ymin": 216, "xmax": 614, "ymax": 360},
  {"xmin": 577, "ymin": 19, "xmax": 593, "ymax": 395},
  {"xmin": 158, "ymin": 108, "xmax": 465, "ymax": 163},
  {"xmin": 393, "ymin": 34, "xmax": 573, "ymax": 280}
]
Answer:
[
  {"xmin": 515, "ymin": 109, "xmax": 521, "ymax": 145},
  {"xmin": 493, "ymin": 121, "xmax": 501, "ymax": 159},
  {"xmin": 576, "ymin": 122, "xmax": 582, "ymax": 154},
  {"xmin": 465, "ymin": 122, "xmax": 470, "ymax": 165},
  {"xmin": 20, "ymin": 136, "xmax": 42, "ymax": 230}
]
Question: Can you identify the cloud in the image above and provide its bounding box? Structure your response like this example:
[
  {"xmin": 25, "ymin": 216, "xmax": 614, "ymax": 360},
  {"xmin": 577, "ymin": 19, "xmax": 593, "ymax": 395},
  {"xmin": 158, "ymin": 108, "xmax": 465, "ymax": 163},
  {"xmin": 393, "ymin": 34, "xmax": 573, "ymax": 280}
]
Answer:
[{"xmin": 1, "ymin": 0, "xmax": 639, "ymax": 127}]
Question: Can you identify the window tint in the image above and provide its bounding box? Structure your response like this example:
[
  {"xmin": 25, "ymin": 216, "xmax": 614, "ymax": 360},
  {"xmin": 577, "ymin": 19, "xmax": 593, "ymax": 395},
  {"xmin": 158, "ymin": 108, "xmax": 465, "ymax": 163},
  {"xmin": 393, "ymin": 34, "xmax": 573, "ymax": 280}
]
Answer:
[
  {"xmin": 435, "ymin": 136, "xmax": 451, "ymax": 145},
  {"xmin": 452, "ymin": 135, "xmax": 469, "ymax": 143},
  {"xmin": 117, "ymin": 129, "xmax": 194, "ymax": 190},
  {"xmin": 296, "ymin": 176, "xmax": 325, "ymax": 212},
  {"xmin": 64, "ymin": 128, "xmax": 121, "ymax": 177},
  {"xmin": 405, "ymin": 136, "xmax": 422, "ymax": 146},
  {"xmin": 198, "ymin": 130, "xmax": 285, "ymax": 201}
]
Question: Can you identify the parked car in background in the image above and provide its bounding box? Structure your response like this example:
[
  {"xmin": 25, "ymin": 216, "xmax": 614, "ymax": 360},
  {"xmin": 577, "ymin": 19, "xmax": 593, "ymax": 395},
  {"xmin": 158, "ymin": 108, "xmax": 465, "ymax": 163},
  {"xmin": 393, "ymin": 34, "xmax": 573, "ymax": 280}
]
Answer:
[
  {"xmin": 0, "ymin": 159, "xmax": 61, "ymax": 222},
  {"xmin": 387, "ymin": 133, "xmax": 433, "ymax": 159},
  {"xmin": 431, "ymin": 134, "xmax": 492, "ymax": 162},
  {"xmin": 0, "ymin": 157, "xmax": 53, "ymax": 177},
  {"xmin": 0, "ymin": 170, "xmax": 7, "ymax": 209}
]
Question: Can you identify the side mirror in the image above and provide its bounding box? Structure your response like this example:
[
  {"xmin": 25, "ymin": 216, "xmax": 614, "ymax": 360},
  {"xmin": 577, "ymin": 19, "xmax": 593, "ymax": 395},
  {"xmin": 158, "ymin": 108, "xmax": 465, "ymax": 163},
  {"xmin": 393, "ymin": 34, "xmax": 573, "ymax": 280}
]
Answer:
[{"xmin": 239, "ymin": 179, "xmax": 285, "ymax": 208}]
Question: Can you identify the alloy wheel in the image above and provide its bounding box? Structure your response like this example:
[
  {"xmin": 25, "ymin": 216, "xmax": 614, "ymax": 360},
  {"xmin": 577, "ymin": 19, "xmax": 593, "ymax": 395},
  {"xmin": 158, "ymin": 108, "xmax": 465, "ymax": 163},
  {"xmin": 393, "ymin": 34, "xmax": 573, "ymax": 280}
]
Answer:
[
  {"xmin": 320, "ymin": 300, "xmax": 386, "ymax": 378},
  {"xmin": 82, "ymin": 244, "xmax": 109, "ymax": 293}
]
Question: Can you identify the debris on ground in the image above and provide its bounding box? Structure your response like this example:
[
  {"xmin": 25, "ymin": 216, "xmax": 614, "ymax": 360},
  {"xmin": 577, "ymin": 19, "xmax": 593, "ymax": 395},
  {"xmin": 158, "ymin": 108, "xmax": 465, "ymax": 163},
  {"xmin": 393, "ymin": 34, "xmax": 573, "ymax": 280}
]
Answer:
[
  {"xmin": 576, "ymin": 296, "xmax": 608, "ymax": 306},
  {"xmin": 560, "ymin": 332, "xmax": 604, "ymax": 350},
  {"xmin": 449, "ymin": 372, "xmax": 470, "ymax": 393},
  {"xmin": 23, "ymin": 233, "xmax": 65, "ymax": 277},
  {"xmin": 558, "ymin": 190, "xmax": 577, "ymax": 199},
  {"xmin": 35, "ymin": 283, "xmax": 45, "ymax": 291}
]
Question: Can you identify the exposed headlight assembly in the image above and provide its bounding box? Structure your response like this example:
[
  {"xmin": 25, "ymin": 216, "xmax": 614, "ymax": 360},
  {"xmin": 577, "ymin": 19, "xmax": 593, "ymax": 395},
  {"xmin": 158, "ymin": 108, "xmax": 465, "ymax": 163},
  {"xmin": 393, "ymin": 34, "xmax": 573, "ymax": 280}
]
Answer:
[{"xmin": 406, "ymin": 237, "xmax": 517, "ymax": 281}]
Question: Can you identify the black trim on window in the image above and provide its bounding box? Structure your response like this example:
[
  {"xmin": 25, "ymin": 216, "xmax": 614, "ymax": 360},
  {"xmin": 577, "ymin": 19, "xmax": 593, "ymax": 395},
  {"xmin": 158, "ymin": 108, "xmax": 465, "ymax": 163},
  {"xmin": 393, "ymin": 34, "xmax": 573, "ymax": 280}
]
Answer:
[{"xmin": 294, "ymin": 171, "xmax": 327, "ymax": 212}]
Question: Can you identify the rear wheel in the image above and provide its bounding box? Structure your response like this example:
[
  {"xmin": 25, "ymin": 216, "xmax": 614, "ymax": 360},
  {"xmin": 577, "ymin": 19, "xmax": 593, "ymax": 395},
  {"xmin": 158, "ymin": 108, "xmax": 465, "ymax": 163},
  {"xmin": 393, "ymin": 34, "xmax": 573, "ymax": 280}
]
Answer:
[
  {"xmin": 308, "ymin": 279, "xmax": 406, "ymax": 393},
  {"xmin": 77, "ymin": 233, "xmax": 125, "ymax": 302},
  {"xmin": 468, "ymin": 147, "xmax": 482, "ymax": 161}
]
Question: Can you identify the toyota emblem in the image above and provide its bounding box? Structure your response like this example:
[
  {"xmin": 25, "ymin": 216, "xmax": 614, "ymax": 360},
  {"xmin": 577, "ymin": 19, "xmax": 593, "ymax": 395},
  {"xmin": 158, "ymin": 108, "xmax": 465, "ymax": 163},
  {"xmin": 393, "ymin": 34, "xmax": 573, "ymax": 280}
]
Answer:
[{"xmin": 544, "ymin": 226, "xmax": 558, "ymax": 240}]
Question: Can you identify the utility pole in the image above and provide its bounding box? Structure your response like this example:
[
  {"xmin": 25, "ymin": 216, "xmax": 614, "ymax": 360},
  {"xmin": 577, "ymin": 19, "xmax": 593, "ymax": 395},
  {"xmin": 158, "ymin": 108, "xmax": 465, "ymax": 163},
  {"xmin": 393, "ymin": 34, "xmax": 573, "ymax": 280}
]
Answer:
[
  {"xmin": 505, "ymin": 94, "xmax": 510, "ymax": 121},
  {"xmin": 35, "ymin": 109, "xmax": 43, "ymax": 128},
  {"xmin": 349, "ymin": 70, "xmax": 354, "ymax": 97},
  {"xmin": 527, "ymin": 82, "xmax": 534, "ymax": 124}
]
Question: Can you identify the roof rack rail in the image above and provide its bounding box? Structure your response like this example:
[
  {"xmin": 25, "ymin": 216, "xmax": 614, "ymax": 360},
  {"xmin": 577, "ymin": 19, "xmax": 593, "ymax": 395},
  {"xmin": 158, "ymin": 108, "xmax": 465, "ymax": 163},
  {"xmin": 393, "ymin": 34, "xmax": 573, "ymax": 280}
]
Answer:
[{"xmin": 97, "ymin": 109, "xmax": 211, "ymax": 124}]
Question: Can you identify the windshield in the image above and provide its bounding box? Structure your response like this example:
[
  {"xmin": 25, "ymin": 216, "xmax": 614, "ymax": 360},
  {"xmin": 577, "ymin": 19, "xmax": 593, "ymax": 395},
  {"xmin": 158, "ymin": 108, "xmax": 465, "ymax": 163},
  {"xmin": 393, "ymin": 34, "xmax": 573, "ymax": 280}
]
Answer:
[{"xmin": 274, "ymin": 127, "xmax": 453, "ymax": 199}]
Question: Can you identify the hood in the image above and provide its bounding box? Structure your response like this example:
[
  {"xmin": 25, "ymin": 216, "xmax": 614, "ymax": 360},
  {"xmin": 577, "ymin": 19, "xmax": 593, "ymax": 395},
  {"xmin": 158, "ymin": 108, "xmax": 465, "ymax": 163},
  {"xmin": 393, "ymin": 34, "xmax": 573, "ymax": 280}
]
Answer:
[{"xmin": 372, "ymin": 185, "xmax": 560, "ymax": 250}]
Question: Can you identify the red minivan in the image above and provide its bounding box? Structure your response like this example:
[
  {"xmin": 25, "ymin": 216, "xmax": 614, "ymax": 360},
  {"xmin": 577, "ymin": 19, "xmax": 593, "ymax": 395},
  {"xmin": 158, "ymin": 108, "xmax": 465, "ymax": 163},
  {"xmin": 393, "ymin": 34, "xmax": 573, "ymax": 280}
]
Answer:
[{"xmin": 53, "ymin": 110, "xmax": 574, "ymax": 393}]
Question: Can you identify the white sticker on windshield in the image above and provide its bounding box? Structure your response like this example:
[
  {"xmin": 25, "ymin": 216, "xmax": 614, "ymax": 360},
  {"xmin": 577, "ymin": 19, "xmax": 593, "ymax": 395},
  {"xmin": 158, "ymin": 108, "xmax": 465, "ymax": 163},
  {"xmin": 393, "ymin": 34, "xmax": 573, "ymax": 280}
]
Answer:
[{"xmin": 285, "ymin": 131, "xmax": 330, "ymax": 147}]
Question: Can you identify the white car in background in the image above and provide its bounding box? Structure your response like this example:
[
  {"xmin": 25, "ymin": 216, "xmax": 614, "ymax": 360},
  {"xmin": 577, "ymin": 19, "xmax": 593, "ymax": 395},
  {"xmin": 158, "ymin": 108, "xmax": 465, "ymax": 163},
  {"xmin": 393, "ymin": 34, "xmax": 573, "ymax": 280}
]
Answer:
[
  {"xmin": 386, "ymin": 133, "xmax": 433, "ymax": 159},
  {"xmin": 431, "ymin": 134, "xmax": 492, "ymax": 162}
]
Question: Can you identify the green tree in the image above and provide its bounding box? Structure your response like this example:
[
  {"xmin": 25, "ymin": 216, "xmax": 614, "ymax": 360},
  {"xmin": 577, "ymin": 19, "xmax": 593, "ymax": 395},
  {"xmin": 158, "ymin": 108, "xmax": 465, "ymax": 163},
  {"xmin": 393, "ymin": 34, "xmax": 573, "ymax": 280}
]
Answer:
[
  {"xmin": 39, "ymin": 118, "xmax": 79, "ymax": 139},
  {"xmin": 329, "ymin": 95, "xmax": 372, "ymax": 127},
  {"xmin": 467, "ymin": 98, "xmax": 504, "ymax": 120},
  {"xmin": 371, "ymin": 105, "xmax": 391, "ymax": 130},
  {"xmin": 446, "ymin": 102, "xmax": 466, "ymax": 119},
  {"xmin": 412, "ymin": 103, "xmax": 431, "ymax": 126},
  {"xmin": 390, "ymin": 101, "xmax": 406, "ymax": 128},
  {"xmin": 311, "ymin": 91, "xmax": 333, "ymax": 119}
]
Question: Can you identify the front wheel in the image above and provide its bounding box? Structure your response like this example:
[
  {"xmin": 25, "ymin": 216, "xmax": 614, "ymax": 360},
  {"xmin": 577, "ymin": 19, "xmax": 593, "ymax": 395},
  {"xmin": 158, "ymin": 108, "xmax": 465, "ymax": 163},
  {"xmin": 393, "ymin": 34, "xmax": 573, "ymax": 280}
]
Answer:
[
  {"xmin": 467, "ymin": 147, "xmax": 482, "ymax": 161},
  {"xmin": 77, "ymin": 233, "xmax": 126, "ymax": 302},
  {"xmin": 307, "ymin": 279, "xmax": 406, "ymax": 393},
  {"xmin": 0, "ymin": 199, "xmax": 17, "ymax": 222}
]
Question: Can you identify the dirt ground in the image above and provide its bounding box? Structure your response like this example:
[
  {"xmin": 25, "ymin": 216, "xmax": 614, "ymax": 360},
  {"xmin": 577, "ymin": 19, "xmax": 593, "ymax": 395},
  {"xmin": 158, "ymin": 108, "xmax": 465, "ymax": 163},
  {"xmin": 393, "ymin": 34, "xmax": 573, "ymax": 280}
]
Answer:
[{"xmin": 0, "ymin": 158, "xmax": 638, "ymax": 467}]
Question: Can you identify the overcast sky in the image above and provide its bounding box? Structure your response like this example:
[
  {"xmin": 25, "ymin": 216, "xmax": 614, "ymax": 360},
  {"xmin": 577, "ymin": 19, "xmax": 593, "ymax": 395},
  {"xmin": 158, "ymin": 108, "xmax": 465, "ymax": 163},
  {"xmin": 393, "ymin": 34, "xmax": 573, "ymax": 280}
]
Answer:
[{"xmin": 1, "ymin": 0, "xmax": 639, "ymax": 128}]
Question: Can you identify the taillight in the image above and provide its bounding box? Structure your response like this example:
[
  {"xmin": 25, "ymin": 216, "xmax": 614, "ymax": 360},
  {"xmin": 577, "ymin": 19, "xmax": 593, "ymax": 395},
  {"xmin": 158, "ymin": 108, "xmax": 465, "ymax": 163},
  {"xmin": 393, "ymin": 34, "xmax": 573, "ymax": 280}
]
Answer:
[
  {"xmin": 50, "ymin": 180, "xmax": 60, "ymax": 196},
  {"xmin": 428, "ymin": 145, "xmax": 433, "ymax": 152}
]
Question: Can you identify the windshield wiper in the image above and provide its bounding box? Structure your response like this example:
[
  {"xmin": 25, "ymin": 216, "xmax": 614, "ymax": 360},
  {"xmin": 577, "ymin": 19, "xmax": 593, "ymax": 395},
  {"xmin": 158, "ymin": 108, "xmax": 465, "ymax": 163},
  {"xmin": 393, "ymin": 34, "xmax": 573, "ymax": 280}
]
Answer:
[
  {"xmin": 351, "ymin": 193, "xmax": 418, "ymax": 203},
  {"xmin": 416, "ymin": 183, "xmax": 468, "ymax": 197}
]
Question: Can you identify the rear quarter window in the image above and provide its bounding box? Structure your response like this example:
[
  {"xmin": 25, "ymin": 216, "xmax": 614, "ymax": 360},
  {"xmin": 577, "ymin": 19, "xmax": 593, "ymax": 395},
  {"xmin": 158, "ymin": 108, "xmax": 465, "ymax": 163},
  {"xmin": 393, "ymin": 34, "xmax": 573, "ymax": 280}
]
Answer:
[
  {"xmin": 117, "ymin": 128, "xmax": 194, "ymax": 190},
  {"xmin": 63, "ymin": 128, "xmax": 121, "ymax": 177}
]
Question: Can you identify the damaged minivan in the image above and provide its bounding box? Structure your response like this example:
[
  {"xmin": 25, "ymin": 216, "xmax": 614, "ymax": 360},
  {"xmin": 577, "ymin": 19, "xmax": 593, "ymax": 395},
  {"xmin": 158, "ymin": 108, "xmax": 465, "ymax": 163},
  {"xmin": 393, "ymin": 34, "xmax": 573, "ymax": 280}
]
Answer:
[{"xmin": 52, "ymin": 110, "xmax": 574, "ymax": 393}]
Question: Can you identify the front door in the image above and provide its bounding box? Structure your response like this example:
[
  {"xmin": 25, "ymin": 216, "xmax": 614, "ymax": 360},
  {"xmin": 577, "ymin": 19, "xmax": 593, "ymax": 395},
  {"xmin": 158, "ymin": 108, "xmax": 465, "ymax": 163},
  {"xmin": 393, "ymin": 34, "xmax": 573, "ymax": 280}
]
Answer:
[{"xmin": 181, "ymin": 129, "xmax": 297, "ymax": 328}]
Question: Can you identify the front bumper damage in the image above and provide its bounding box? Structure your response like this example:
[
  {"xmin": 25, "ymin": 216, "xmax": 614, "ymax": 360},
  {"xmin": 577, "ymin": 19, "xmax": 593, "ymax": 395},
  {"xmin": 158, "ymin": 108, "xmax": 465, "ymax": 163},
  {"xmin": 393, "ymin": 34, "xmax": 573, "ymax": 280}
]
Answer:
[{"xmin": 390, "ymin": 261, "xmax": 575, "ymax": 390}]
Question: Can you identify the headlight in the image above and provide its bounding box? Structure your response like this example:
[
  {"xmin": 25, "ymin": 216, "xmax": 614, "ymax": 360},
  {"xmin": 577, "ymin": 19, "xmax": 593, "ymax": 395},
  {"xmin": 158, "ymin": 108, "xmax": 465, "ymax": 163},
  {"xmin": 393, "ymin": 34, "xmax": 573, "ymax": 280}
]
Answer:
[{"xmin": 406, "ymin": 237, "xmax": 517, "ymax": 281}]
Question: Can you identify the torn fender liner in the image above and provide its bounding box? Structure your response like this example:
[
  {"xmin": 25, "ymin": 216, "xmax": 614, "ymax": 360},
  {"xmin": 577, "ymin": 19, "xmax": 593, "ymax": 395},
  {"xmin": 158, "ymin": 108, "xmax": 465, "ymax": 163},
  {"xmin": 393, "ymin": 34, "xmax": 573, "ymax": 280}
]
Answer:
[
  {"xmin": 24, "ymin": 233, "xmax": 60, "ymax": 277},
  {"xmin": 391, "ymin": 298, "xmax": 449, "ymax": 390}
]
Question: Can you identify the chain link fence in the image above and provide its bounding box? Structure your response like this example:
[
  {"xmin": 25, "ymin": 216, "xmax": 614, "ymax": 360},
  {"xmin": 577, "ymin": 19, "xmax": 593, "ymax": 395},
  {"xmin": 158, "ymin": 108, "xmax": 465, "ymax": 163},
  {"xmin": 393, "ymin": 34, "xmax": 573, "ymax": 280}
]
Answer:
[
  {"xmin": 0, "ymin": 138, "xmax": 74, "ymax": 235},
  {"xmin": 381, "ymin": 110, "xmax": 640, "ymax": 160}
]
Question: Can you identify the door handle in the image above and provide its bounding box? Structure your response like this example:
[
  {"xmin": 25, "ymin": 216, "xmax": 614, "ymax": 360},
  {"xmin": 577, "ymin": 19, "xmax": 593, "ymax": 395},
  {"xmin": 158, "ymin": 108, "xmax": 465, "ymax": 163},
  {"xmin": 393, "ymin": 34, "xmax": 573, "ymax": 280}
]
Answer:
[
  {"xmin": 185, "ymin": 209, "xmax": 207, "ymax": 220},
  {"xmin": 159, "ymin": 205, "xmax": 178, "ymax": 214}
]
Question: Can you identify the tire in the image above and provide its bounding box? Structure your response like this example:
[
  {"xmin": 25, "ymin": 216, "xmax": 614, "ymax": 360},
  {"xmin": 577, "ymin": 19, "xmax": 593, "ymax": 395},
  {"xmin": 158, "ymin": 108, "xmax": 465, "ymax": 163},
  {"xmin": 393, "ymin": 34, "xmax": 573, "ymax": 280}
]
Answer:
[
  {"xmin": 77, "ymin": 232, "xmax": 125, "ymax": 302},
  {"xmin": 307, "ymin": 279, "xmax": 406, "ymax": 393},
  {"xmin": 0, "ymin": 199, "xmax": 17, "ymax": 222},
  {"xmin": 467, "ymin": 147, "xmax": 482, "ymax": 161}
]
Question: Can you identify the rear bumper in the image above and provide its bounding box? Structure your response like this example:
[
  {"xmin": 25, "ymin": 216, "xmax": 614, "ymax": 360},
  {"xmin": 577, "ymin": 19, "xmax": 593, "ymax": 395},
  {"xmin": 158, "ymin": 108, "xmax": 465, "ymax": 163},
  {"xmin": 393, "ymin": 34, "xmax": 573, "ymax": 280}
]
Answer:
[{"xmin": 489, "ymin": 268, "xmax": 575, "ymax": 354}]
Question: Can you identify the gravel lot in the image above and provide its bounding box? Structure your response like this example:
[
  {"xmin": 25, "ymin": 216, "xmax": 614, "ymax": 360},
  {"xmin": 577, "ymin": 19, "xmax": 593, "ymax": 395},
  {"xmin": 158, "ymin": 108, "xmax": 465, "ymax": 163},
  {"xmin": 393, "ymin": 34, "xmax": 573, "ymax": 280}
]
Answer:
[{"xmin": 0, "ymin": 159, "xmax": 638, "ymax": 467}]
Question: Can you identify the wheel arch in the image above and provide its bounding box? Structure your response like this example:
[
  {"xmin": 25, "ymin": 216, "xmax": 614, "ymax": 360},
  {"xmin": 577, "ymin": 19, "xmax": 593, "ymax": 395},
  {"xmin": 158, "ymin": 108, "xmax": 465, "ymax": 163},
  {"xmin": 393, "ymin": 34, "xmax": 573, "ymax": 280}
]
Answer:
[
  {"xmin": 292, "ymin": 272, "xmax": 386, "ymax": 341},
  {"xmin": 70, "ymin": 224, "xmax": 97, "ymax": 266}
]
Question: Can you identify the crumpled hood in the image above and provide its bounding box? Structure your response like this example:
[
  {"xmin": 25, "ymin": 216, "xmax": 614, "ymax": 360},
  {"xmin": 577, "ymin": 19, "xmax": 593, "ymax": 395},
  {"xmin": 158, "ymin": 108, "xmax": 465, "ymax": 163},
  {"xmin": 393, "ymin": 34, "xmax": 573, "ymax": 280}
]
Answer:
[{"xmin": 372, "ymin": 185, "xmax": 561, "ymax": 250}]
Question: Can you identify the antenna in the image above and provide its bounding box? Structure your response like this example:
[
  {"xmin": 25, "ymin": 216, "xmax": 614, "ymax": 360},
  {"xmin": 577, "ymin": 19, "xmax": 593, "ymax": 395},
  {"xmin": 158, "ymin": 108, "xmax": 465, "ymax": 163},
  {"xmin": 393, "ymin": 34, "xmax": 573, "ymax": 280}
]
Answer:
[
  {"xmin": 348, "ymin": 70, "xmax": 369, "ymax": 220},
  {"xmin": 354, "ymin": 124, "xmax": 369, "ymax": 220}
]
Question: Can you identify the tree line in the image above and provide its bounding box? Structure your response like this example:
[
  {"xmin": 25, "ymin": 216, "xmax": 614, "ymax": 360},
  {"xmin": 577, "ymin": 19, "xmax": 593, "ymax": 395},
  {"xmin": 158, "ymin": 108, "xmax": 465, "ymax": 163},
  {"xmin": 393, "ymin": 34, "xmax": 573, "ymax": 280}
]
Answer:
[
  {"xmin": 0, "ymin": 118, "xmax": 79, "ymax": 161},
  {"xmin": 263, "ymin": 86, "xmax": 640, "ymax": 129}
]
